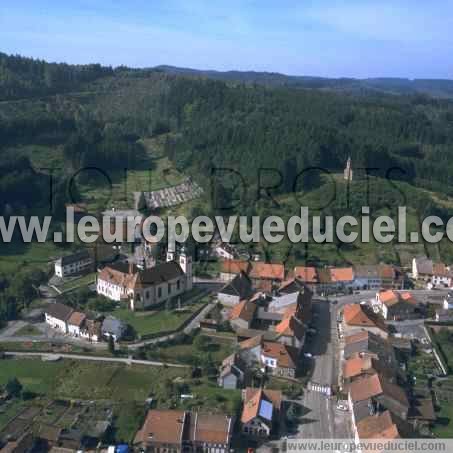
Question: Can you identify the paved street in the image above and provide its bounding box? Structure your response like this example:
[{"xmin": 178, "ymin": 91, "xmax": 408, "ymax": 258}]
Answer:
[{"xmin": 295, "ymin": 298, "xmax": 352, "ymax": 439}]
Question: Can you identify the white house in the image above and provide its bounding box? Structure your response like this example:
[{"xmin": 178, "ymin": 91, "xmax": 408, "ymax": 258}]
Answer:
[
  {"xmin": 67, "ymin": 311, "xmax": 86, "ymax": 337},
  {"xmin": 214, "ymin": 243, "xmax": 236, "ymax": 260},
  {"xmin": 44, "ymin": 303, "xmax": 74, "ymax": 333},
  {"xmin": 443, "ymin": 292, "xmax": 453, "ymax": 310},
  {"xmin": 80, "ymin": 319, "xmax": 102, "ymax": 342},
  {"xmin": 218, "ymin": 272, "xmax": 254, "ymax": 306},
  {"xmin": 241, "ymin": 388, "xmax": 282, "ymax": 439},
  {"xmin": 54, "ymin": 250, "xmax": 93, "ymax": 278},
  {"xmin": 96, "ymin": 249, "xmax": 193, "ymax": 310}
]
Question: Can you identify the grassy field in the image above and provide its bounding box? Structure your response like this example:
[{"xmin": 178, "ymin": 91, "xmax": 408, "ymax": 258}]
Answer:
[
  {"xmin": 433, "ymin": 402, "xmax": 453, "ymax": 438},
  {"xmin": 0, "ymin": 358, "xmax": 188, "ymax": 401},
  {"xmin": 113, "ymin": 299, "xmax": 207, "ymax": 337},
  {"xmin": 12, "ymin": 324, "xmax": 43, "ymax": 337},
  {"xmin": 60, "ymin": 272, "xmax": 97, "ymax": 292},
  {"xmin": 147, "ymin": 332, "xmax": 235, "ymax": 365},
  {"xmin": 0, "ymin": 241, "xmax": 64, "ymax": 273}
]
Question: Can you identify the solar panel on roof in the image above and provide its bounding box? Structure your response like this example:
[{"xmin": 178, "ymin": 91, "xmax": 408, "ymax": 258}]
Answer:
[{"xmin": 258, "ymin": 399, "xmax": 273, "ymax": 421}]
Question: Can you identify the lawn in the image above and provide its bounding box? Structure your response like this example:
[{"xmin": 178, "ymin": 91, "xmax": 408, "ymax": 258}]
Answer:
[
  {"xmin": 0, "ymin": 399, "xmax": 28, "ymax": 431},
  {"xmin": 146, "ymin": 332, "xmax": 235, "ymax": 365},
  {"xmin": 12, "ymin": 324, "xmax": 43, "ymax": 337},
  {"xmin": 433, "ymin": 402, "xmax": 453, "ymax": 438},
  {"xmin": 0, "ymin": 358, "xmax": 189, "ymax": 402},
  {"xmin": 60, "ymin": 272, "xmax": 97, "ymax": 292},
  {"xmin": 0, "ymin": 241, "xmax": 64, "ymax": 273},
  {"xmin": 113, "ymin": 299, "xmax": 208, "ymax": 337}
]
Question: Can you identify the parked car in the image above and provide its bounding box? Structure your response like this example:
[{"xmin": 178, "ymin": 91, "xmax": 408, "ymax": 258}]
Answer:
[{"xmin": 304, "ymin": 353, "xmax": 313, "ymax": 358}]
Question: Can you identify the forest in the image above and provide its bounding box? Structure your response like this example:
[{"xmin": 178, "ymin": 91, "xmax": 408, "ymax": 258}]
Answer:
[{"xmin": 1, "ymin": 51, "xmax": 453, "ymax": 222}]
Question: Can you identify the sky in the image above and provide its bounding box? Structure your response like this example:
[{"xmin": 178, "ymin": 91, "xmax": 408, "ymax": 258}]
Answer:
[{"xmin": 1, "ymin": 0, "xmax": 453, "ymax": 79}]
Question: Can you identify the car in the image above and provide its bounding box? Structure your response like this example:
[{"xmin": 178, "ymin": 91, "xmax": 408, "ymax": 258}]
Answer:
[
  {"xmin": 304, "ymin": 352, "xmax": 313, "ymax": 358},
  {"xmin": 332, "ymin": 300, "xmax": 338, "ymax": 305},
  {"xmin": 307, "ymin": 328, "xmax": 317, "ymax": 334},
  {"xmin": 336, "ymin": 402, "xmax": 349, "ymax": 411}
]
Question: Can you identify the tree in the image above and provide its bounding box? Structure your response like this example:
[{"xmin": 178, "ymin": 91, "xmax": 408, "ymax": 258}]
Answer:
[
  {"xmin": 6, "ymin": 377, "xmax": 22, "ymax": 398},
  {"xmin": 193, "ymin": 335, "xmax": 210, "ymax": 352},
  {"xmin": 108, "ymin": 335, "xmax": 115, "ymax": 355}
]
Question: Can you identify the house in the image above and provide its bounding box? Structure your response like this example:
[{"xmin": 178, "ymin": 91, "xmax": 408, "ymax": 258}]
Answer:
[
  {"xmin": 343, "ymin": 331, "xmax": 397, "ymax": 370},
  {"xmin": 274, "ymin": 315, "xmax": 305, "ymax": 349},
  {"xmin": 187, "ymin": 413, "xmax": 234, "ymax": 453},
  {"xmin": 268, "ymin": 290, "xmax": 311, "ymax": 320},
  {"xmin": 342, "ymin": 304, "xmax": 388, "ymax": 339},
  {"xmin": 375, "ymin": 290, "xmax": 418, "ymax": 320},
  {"xmin": 67, "ymin": 311, "xmax": 86, "ymax": 337},
  {"xmin": 329, "ymin": 267, "xmax": 355, "ymax": 290},
  {"xmin": 349, "ymin": 373, "xmax": 410, "ymax": 422},
  {"xmin": 218, "ymin": 353, "xmax": 247, "ymax": 389},
  {"xmin": 214, "ymin": 242, "xmax": 236, "ymax": 260},
  {"xmin": 133, "ymin": 410, "xmax": 233, "ymax": 453},
  {"xmin": 80, "ymin": 318, "xmax": 102, "ymax": 343},
  {"xmin": 54, "ymin": 250, "xmax": 93, "ymax": 278},
  {"xmin": 248, "ymin": 261, "xmax": 285, "ymax": 293},
  {"xmin": 342, "ymin": 354, "xmax": 396, "ymax": 385},
  {"xmin": 412, "ymin": 256, "xmax": 434, "ymax": 280},
  {"xmin": 101, "ymin": 316, "xmax": 126, "ymax": 342},
  {"xmin": 260, "ymin": 341, "xmax": 299, "ymax": 378},
  {"xmin": 355, "ymin": 410, "xmax": 401, "ymax": 443},
  {"xmin": 219, "ymin": 259, "xmax": 251, "ymax": 281},
  {"xmin": 379, "ymin": 264, "xmax": 404, "ymax": 289},
  {"xmin": 278, "ymin": 277, "xmax": 312, "ymax": 295},
  {"xmin": 431, "ymin": 263, "xmax": 453, "ymax": 288},
  {"xmin": 44, "ymin": 303, "xmax": 74, "ymax": 334},
  {"xmin": 238, "ymin": 335, "xmax": 266, "ymax": 366},
  {"xmin": 443, "ymin": 292, "xmax": 453, "ymax": 310},
  {"xmin": 241, "ymin": 388, "xmax": 282, "ymax": 439},
  {"xmin": 293, "ymin": 266, "xmax": 318, "ymax": 290},
  {"xmin": 97, "ymin": 249, "xmax": 192, "ymax": 310},
  {"xmin": 352, "ymin": 265, "xmax": 382, "ymax": 290},
  {"xmin": 435, "ymin": 309, "xmax": 453, "ymax": 322},
  {"xmin": 229, "ymin": 299, "xmax": 257, "ymax": 331},
  {"xmin": 218, "ymin": 272, "xmax": 254, "ymax": 306}
]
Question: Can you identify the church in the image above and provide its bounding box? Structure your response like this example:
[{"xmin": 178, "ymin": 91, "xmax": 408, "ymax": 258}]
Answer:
[{"xmin": 96, "ymin": 248, "xmax": 193, "ymax": 311}]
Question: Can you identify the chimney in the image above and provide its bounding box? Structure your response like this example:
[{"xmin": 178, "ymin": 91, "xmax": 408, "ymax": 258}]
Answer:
[{"xmin": 129, "ymin": 261, "xmax": 134, "ymax": 275}]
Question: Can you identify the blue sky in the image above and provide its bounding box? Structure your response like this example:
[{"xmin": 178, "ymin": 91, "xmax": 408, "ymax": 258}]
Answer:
[{"xmin": 1, "ymin": 0, "xmax": 452, "ymax": 78}]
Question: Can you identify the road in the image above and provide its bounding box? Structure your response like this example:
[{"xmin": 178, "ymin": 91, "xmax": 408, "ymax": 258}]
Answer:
[
  {"xmin": 3, "ymin": 351, "xmax": 188, "ymax": 368},
  {"xmin": 295, "ymin": 299, "xmax": 341, "ymax": 439},
  {"xmin": 0, "ymin": 283, "xmax": 217, "ymax": 352}
]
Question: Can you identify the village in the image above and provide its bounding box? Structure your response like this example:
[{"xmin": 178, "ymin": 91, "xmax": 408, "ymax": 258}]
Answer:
[{"xmin": 2, "ymin": 222, "xmax": 453, "ymax": 453}]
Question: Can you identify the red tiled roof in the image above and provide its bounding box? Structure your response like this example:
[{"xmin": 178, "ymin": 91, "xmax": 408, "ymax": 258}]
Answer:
[
  {"xmin": 188, "ymin": 413, "xmax": 232, "ymax": 445},
  {"xmin": 330, "ymin": 267, "xmax": 354, "ymax": 282},
  {"xmin": 250, "ymin": 262, "xmax": 285, "ymax": 280},
  {"xmin": 350, "ymin": 373, "xmax": 383, "ymax": 402},
  {"xmin": 67, "ymin": 311, "xmax": 86, "ymax": 327},
  {"xmin": 357, "ymin": 410, "xmax": 400, "ymax": 439},
  {"xmin": 275, "ymin": 316, "xmax": 305, "ymax": 340},
  {"xmin": 343, "ymin": 304, "xmax": 387, "ymax": 331},
  {"xmin": 239, "ymin": 335, "xmax": 263, "ymax": 350},
  {"xmin": 221, "ymin": 259, "xmax": 250, "ymax": 275},
  {"xmin": 343, "ymin": 356, "xmax": 373, "ymax": 379},
  {"xmin": 241, "ymin": 388, "xmax": 282, "ymax": 423},
  {"xmin": 134, "ymin": 410, "xmax": 186, "ymax": 445},
  {"xmin": 293, "ymin": 266, "xmax": 318, "ymax": 283},
  {"xmin": 378, "ymin": 264, "xmax": 396, "ymax": 280},
  {"xmin": 344, "ymin": 330, "xmax": 370, "ymax": 345},
  {"xmin": 378, "ymin": 290, "xmax": 416, "ymax": 307},
  {"xmin": 261, "ymin": 341, "xmax": 298, "ymax": 369},
  {"xmin": 229, "ymin": 300, "xmax": 257, "ymax": 322}
]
